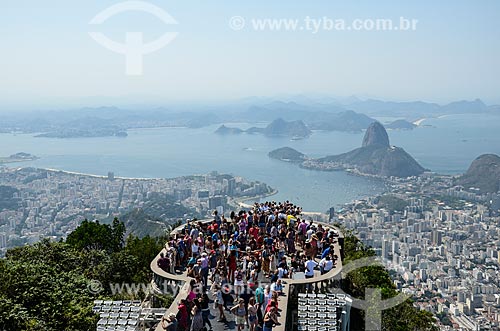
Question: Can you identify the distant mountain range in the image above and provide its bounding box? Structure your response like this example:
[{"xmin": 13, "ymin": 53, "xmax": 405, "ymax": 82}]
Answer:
[
  {"xmin": 0, "ymin": 97, "xmax": 498, "ymax": 138},
  {"xmin": 456, "ymin": 154, "xmax": 500, "ymax": 193},
  {"xmin": 344, "ymin": 98, "xmax": 497, "ymax": 119},
  {"xmin": 233, "ymin": 98, "xmax": 499, "ymax": 122},
  {"xmin": 269, "ymin": 122, "xmax": 427, "ymax": 178}
]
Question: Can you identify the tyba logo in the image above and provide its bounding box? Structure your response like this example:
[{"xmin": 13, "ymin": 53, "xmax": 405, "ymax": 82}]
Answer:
[{"xmin": 89, "ymin": 1, "xmax": 178, "ymax": 75}]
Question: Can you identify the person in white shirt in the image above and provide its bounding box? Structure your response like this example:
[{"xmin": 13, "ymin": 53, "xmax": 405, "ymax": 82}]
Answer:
[
  {"xmin": 191, "ymin": 242, "xmax": 199, "ymax": 257},
  {"xmin": 319, "ymin": 255, "xmax": 333, "ymax": 275},
  {"xmin": 304, "ymin": 258, "xmax": 318, "ymax": 279},
  {"xmin": 277, "ymin": 266, "xmax": 288, "ymax": 279},
  {"xmin": 306, "ymin": 228, "xmax": 314, "ymax": 241}
]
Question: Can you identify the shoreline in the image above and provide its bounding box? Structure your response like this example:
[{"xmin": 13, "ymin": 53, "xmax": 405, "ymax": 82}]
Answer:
[
  {"xmin": 413, "ymin": 118, "xmax": 427, "ymax": 126},
  {"xmin": 0, "ymin": 158, "xmax": 38, "ymax": 165},
  {"xmin": 299, "ymin": 162, "xmax": 390, "ymax": 183},
  {"xmin": 236, "ymin": 188, "xmax": 279, "ymax": 208},
  {"xmin": 4, "ymin": 165, "xmax": 227, "ymax": 182},
  {"xmin": 39, "ymin": 167, "xmax": 163, "ymax": 181},
  {"xmin": 3, "ymin": 164, "xmax": 386, "ymax": 214}
]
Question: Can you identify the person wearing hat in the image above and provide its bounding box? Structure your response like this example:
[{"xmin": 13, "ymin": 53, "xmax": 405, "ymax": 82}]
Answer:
[
  {"xmin": 161, "ymin": 313, "xmax": 178, "ymax": 331},
  {"xmin": 230, "ymin": 298, "xmax": 247, "ymax": 331}
]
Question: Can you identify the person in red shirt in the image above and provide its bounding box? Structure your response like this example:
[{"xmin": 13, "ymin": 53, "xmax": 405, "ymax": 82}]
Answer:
[
  {"xmin": 265, "ymin": 293, "xmax": 279, "ymax": 313},
  {"xmin": 227, "ymin": 251, "xmax": 237, "ymax": 282},
  {"xmin": 176, "ymin": 299, "xmax": 189, "ymax": 331},
  {"xmin": 249, "ymin": 224, "xmax": 259, "ymax": 240},
  {"xmin": 256, "ymin": 233, "xmax": 264, "ymax": 248},
  {"xmin": 211, "ymin": 220, "xmax": 219, "ymax": 233}
]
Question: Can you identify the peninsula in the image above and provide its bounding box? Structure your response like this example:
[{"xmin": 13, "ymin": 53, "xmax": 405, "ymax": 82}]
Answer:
[{"xmin": 270, "ymin": 122, "xmax": 427, "ymax": 178}]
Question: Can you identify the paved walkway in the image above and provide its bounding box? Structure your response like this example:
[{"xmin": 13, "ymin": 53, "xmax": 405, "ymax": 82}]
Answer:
[{"xmin": 153, "ymin": 258, "xmax": 328, "ymax": 331}]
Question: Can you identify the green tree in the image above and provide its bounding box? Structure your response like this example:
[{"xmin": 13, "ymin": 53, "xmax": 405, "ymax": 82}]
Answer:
[
  {"xmin": 0, "ymin": 219, "xmax": 174, "ymax": 331},
  {"xmin": 124, "ymin": 234, "xmax": 165, "ymax": 283},
  {"xmin": 66, "ymin": 218, "xmax": 125, "ymax": 252},
  {"xmin": 0, "ymin": 240, "xmax": 98, "ymax": 331}
]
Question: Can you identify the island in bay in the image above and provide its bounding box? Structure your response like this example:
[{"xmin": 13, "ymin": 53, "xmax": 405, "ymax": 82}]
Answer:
[
  {"xmin": 215, "ymin": 118, "xmax": 312, "ymax": 138},
  {"xmin": 0, "ymin": 152, "xmax": 39, "ymax": 164}
]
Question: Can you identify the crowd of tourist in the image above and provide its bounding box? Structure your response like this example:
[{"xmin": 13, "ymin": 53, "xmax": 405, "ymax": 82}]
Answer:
[{"xmin": 157, "ymin": 201, "xmax": 340, "ymax": 331}]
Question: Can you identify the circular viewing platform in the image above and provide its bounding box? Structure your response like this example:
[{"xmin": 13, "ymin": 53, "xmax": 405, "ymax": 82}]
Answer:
[{"xmin": 150, "ymin": 201, "xmax": 345, "ymax": 331}]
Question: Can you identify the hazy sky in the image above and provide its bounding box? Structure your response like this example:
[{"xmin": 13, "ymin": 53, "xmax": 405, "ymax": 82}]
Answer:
[{"xmin": 1, "ymin": 0, "xmax": 499, "ymax": 110}]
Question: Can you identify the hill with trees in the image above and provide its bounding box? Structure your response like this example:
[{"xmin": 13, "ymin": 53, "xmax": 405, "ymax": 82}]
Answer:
[
  {"xmin": 456, "ymin": 154, "xmax": 500, "ymax": 193},
  {"xmin": 268, "ymin": 147, "xmax": 307, "ymax": 162},
  {"xmin": 0, "ymin": 218, "xmax": 171, "ymax": 331}
]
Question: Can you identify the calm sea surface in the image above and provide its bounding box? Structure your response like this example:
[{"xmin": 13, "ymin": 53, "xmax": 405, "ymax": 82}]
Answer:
[{"xmin": 1, "ymin": 114, "xmax": 499, "ymax": 211}]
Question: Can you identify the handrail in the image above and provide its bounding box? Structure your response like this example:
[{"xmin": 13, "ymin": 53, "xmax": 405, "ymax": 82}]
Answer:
[
  {"xmin": 150, "ymin": 248, "xmax": 190, "ymax": 282},
  {"xmin": 154, "ymin": 282, "xmax": 191, "ymax": 331},
  {"xmin": 151, "ymin": 218, "xmax": 344, "ymax": 285},
  {"xmin": 285, "ymin": 243, "xmax": 343, "ymax": 285}
]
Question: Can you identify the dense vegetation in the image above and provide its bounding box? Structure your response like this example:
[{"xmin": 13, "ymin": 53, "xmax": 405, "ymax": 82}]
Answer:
[
  {"xmin": 268, "ymin": 147, "xmax": 307, "ymax": 162},
  {"xmin": 0, "ymin": 185, "xmax": 21, "ymax": 211},
  {"xmin": 456, "ymin": 153, "xmax": 500, "ymax": 193},
  {"xmin": 0, "ymin": 218, "xmax": 169, "ymax": 331},
  {"xmin": 341, "ymin": 228, "xmax": 438, "ymax": 331},
  {"xmin": 105, "ymin": 193, "xmax": 195, "ymax": 238}
]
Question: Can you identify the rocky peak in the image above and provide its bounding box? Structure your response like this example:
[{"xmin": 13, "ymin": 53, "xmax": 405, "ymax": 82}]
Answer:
[{"xmin": 362, "ymin": 122, "xmax": 390, "ymax": 147}]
